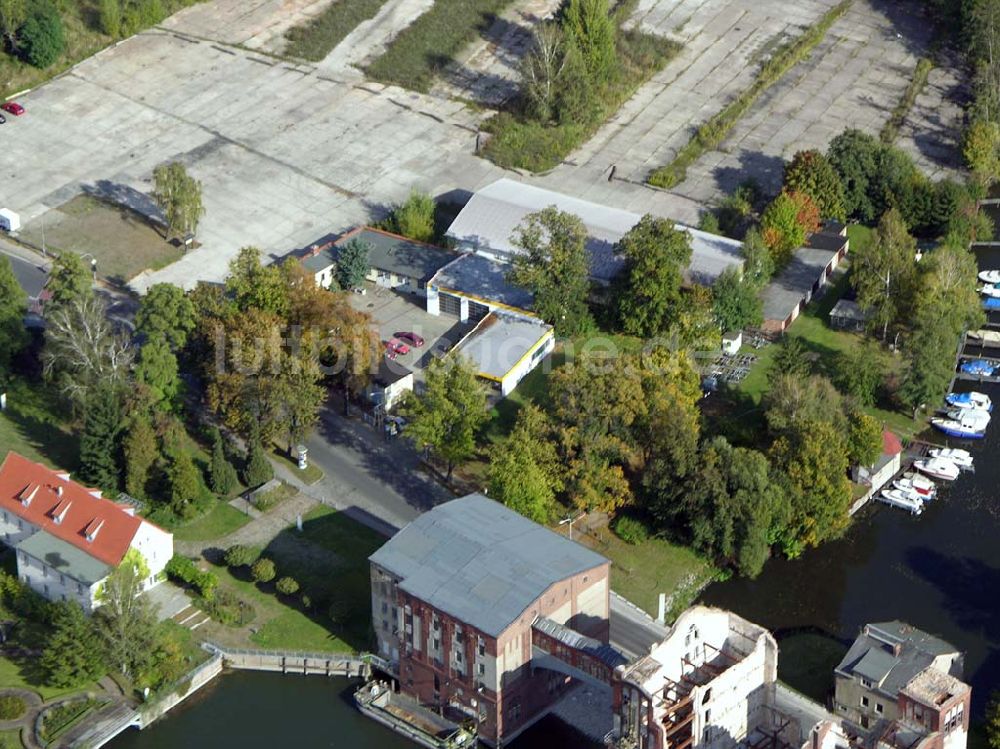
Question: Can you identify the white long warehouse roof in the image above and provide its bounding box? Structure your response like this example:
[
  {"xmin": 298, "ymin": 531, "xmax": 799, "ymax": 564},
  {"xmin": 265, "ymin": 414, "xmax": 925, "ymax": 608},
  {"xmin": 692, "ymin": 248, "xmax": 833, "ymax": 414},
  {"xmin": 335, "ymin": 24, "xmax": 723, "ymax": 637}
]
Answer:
[{"xmin": 445, "ymin": 179, "xmax": 743, "ymax": 284}]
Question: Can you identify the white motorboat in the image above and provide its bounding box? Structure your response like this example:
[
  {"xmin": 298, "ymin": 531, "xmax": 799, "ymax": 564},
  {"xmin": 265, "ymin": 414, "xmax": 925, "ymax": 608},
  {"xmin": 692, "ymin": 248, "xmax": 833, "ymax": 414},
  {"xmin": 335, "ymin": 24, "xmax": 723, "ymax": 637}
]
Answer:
[
  {"xmin": 914, "ymin": 457, "xmax": 961, "ymax": 482},
  {"xmin": 943, "ymin": 408, "xmax": 991, "ymax": 429},
  {"xmin": 979, "ymin": 269, "xmax": 1000, "ymax": 284},
  {"xmin": 931, "ymin": 418, "xmax": 987, "ymax": 439},
  {"xmin": 945, "ymin": 391, "xmax": 993, "ymax": 412},
  {"xmin": 928, "ymin": 447, "xmax": 974, "ymax": 471},
  {"xmin": 980, "ymin": 284, "xmax": 1000, "ymax": 298},
  {"xmin": 879, "ymin": 489, "xmax": 924, "ymax": 515},
  {"xmin": 894, "ymin": 476, "xmax": 936, "ymax": 499}
]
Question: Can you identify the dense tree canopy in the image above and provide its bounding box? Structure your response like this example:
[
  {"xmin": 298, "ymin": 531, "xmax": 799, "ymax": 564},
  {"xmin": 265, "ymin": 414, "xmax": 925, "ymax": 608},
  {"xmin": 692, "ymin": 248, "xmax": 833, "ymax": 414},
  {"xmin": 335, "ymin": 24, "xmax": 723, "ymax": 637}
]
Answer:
[
  {"xmin": 712, "ymin": 267, "xmax": 762, "ymax": 333},
  {"xmin": 489, "ymin": 404, "xmax": 562, "ymax": 523},
  {"xmin": 335, "ymin": 238, "xmax": 371, "ymax": 290},
  {"xmin": 760, "ymin": 191, "xmax": 820, "ymax": 265},
  {"xmin": 0, "ymin": 255, "xmax": 27, "ymax": 382},
  {"xmin": 852, "ymin": 208, "xmax": 918, "ymax": 340},
  {"xmin": 783, "ymin": 149, "xmax": 846, "ymax": 221},
  {"xmin": 135, "ymin": 283, "xmax": 196, "ymax": 350}
]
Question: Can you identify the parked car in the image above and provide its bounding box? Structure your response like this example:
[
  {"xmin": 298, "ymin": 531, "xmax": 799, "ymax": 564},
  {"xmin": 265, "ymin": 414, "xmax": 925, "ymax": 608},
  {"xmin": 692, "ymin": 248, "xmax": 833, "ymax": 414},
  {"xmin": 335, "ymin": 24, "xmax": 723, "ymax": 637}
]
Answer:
[
  {"xmin": 1, "ymin": 102, "xmax": 24, "ymax": 116},
  {"xmin": 0, "ymin": 114, "xmax": 5, "ymax": 125},
  {"xmin": 385, "ymin": 338, "xmax": 410, "ymax": 356},
  {"xmin": 394, "ymin": 331, "xmax": 424, "ymax": 347}
]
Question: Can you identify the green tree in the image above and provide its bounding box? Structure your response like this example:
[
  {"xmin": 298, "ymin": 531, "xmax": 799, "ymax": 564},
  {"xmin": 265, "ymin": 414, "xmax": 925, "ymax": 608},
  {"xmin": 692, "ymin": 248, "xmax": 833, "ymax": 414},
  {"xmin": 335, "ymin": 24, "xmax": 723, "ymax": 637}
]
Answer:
[
  {"xmin": 783, "ymin": 149, "xmax": 846, "ymax": 220},
  {"xmin": 712, "ymin": 267, "xmax": 762, "ymax": 333},
  {"xmin": 613, "ymin": 215, "xmax": 692, "ymax": 337},
  {"xmin": 680, "ymin": 437, "xmax": 787, "ymax": 577},
  {"xmin": 964, "ymin": 120, "xmax": 1000, "ymax": 185},
  {"xmin": 225, "ymin": 247, "xmax": 289, "ymax": 316},
  {"xmin": 521, "ymin": 23, "xmax": 567, "ymax": 121},
  {"xmin": 834, "ymin": 344, "xmax": 884, "ymax": 407},
  {"xmin": 403, "ymin": 357, "xmax": 488, "ymax": 480},
  {"xmin": 275, "ymin": 577, "xmax": 299, "ymax": 596},
  {"xmin": 0, "ymin": 255, "xmax": 27, "ymax": 381},
  {"xmin": 739, "ymin": 228, "xmax": 775, "ymax": 290},
  {"xmin": 45, "ymin": 252, "xmax": 91, "ymax": 313},
  {"xmin": 123, "ymin": 415, "xmax": 157, "ymax": 499},
  {"xmin": 95, "ymin": 550, "xmax": 157, "ymax": 679},
  {"xmin": 383, "ymin": 190, "xmax": 436, "ymax": 242},
  {"xmin": 846, "ymin": 410, "xmax": 883, "ymax": 467},
  {"xmin": 771, "ymin": 420, "xmax": 852, "ymax": 556},
  {"xmin": 827, "ymin": 128, "xmax": 883, "ymax": 222},
  {"xmin": 135, "ymin": 335, "xmax": 180, "ymax": 409},
  {"xmin": 153, "ymin": 162, "xmax": 205, "ymax": 239},
  {"xmin": 562, "ymin": 0, "xmax": 616, "ymax": 84},
  {"xmin": 41, "ymin": 601, "xmax": 105, "ymax": 688},
  {"xmin": 251, "ymin": 558, "xmax": 276, "ymax": 583},
  {"xmin": 335, "ymin": 238, "xmax": 371, "ymax": 290},
  {"xmin": 765, "ymin": 373, "xmax": 845, "ymax": 438},
  {"xmin": 899, "ymin": 310, "xmax": 960, "ymax": 418},
  {"xmin": 79, "ymin": 385, "xmax": 122, "ymax": 492},
  {"xmin": 919, "ymin": 242, "xmax": 985, "ymax": 336},
  {"xmin": 508, "ymin": 207, "xmax": 593, "ymax": 336},
  {"xmin": 167, "ymin": 449, "xmax": 201, "ymax": 518},
  {"xmin": 760, "ymin": 191, "xmax": 819, "ymax": 265},
  {"xmin": 488, "ymin": 404, "xmax": 562, "ymax": 523},
  {"xmin": 224, "ymin": 544, "xmax": 260, "ymax": 568},
  {"xmin": 768, "ymin": 336, "xmax": 811, "ymax": 384},
  {"xmin": 244, "ymin": 428, "xmax": 274, "ymax": 488},
  {"xmin": 19, "ymin": 1, "xmax": 63, "ymax": 68},
  {"xmin": 209, "ymin": 429, "xmax": 238, "ymax": 497},
  {"xmin": 0, "ymin": 0, "xmax": 27, "ymax": 48},
  {"xmin": 852, "ymin": 207, "xmax": 918, "ymax": 340},
  {"xmin": 135, "ymin": 283, "xmax": 196, "ymax": 350}
]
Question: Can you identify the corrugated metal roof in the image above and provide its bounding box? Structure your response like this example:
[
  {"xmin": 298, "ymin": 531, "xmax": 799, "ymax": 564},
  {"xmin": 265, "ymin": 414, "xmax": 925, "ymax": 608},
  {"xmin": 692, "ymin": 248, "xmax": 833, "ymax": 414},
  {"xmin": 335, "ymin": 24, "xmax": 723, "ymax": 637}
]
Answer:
[
  {"xmin": 533, "ymin": 616, "xmax": 627, "ymax": 668},
  {"xmin": 369, "ymin": 494, "xmax": 608, "ymax": 637},
  {"xmin": 445, "ymin": 179, "xmax": 743, "ymax": 284}
]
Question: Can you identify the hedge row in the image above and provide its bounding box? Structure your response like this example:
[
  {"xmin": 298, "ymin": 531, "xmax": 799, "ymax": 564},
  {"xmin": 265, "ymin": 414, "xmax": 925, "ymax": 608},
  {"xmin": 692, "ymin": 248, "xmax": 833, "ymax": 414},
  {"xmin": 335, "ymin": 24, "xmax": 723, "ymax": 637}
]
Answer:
[
  {"xmin": 165, "ymin": 555, "xmax": 218, "ymax": 600},
  {"xmin": 879, "ymin": 57, "xmax": 933, "ymax": 145},
  {"xmin": 648, "ymin": 0, "xmax": 853, "ymax": 189}
]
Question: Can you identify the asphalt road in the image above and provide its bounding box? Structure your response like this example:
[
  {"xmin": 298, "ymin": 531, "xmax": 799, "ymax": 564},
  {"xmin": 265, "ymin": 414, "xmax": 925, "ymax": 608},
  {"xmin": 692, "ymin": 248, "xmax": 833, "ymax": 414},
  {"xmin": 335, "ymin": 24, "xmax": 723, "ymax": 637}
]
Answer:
[{"xmin": 0, "ymin": 240, "xmax": 48, "ymax": 298}]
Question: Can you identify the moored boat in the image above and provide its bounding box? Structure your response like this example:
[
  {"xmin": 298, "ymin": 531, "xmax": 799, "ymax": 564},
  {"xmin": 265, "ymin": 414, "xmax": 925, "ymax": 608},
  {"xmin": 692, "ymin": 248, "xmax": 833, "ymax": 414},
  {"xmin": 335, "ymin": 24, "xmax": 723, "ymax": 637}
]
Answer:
[
  {"xmin": 980, "ymin": 269, "xmax": 1000, "ymax": 284},
  {"xmin": 914, "ymin": 457, "xmax": 961, "ymax": 481},
  {"xmin": 894, "ymin": 475, "xmax": 936, "ymax": 499},
  {"xmin": 984, "ymin": 297, "xmax": 1000, "ymax": 310},
  {"xmin": 980, "ymin": 284, "xmax": 1000, "ymax": 298},
  {"xmin": 959, "ymin": 359, "xmax": 996, "ymax": 377},
  {"xmin": 945, "ymin": 391, "xmax": 993, "ymax": 412},
  {"xmin": 928, "ymin": 447, "xmax": 974, "ymax": 471},
  {"xmin": 931, "ymin": 418, "xmax": 987, "ymax": 439},
  {"xmin": 879, "ymin": 489, "xmax": 924, "ymax": 515}
]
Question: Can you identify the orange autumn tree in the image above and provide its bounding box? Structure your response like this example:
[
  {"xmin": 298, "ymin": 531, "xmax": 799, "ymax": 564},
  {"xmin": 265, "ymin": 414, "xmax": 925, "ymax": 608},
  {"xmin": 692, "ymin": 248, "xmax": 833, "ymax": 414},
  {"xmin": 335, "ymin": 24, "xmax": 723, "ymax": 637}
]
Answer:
[{"xmin": 760, "ymin": 190, "xmax": 821, "ymax": 266}]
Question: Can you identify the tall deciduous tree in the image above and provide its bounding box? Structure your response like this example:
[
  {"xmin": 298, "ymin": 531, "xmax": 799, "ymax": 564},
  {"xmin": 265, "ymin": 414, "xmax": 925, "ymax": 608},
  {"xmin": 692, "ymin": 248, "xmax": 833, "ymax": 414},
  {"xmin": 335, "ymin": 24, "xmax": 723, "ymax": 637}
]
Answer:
[
  {"xmin": 613, "ymin": 215, "xmax": 692, "ymax": 337},
  {"xmin": 79, "ymin": 385, "xmax": 122, "ymax": 492},
  {"xmin": 489, "ymin": 404, "xmax": 562, "ymax": 523},
  {"xmin": 95, "ymin": 550, "xmax": 157, "ymax": 679},
  {"xmin": 508, "ymin": 207, "xmax": 593, "ymax": 336},
  {"xmin": 852, "ymin": 207, "xmax": 918, "ymax": 340},
  {"xmin": 827, "ymin": 128, "xmax": 883, "ymax": 222},
  {"xmin": 521, "ymin": 23, "xmax": 567, "ymax": 121},
  {"xmin": 153, "ymin": 162, "xmax": 205, "ymax": 239},
  {"xmin": 403, "ymin": 357, "xmax": 488, "ymax": 480},
  {"xmin": 45, "ymin": 252, "xmax": 91, "ymax": 314},
  {"xmin": 760, "ymin": 191, "xmax": 819, "ymax": 265},
  {"xmin": 135, "ymin": 334, "xmax": 180, "ymax": 409},
  {"xmin": 740, "ymin": 228, "xmax": 775, "ymax": 290},
  {"xmin": 41, "ymin": 601, "xmax": 105, "ymax": 688},
  {"xmin": 783, "ymin": 149, "xmax": 846, "ymax": 220},
  {"xmin": 846, "ymin": 410, "xmax": 883, "ymax": 467},
  {"xmin": 0, "ymin": 255, "xmax": 27, "ymax": 381},
  {"xmin": 225, "ymin": 246, "xmax": 288, "ymax": 316},
  {"xmin": 964, "ymin": 120, "xmax": 1000, "ymax": 185},
  {"xmin": 712, "ymin": 267, "xmax": 762, "ymax": 333},
  {"xmin": 135, "ymin": 283, "xmax": 196, "ymax": 350},
  {"xmin": 335, "ymin": 238, "xmax": 371, "ymax": 290}
]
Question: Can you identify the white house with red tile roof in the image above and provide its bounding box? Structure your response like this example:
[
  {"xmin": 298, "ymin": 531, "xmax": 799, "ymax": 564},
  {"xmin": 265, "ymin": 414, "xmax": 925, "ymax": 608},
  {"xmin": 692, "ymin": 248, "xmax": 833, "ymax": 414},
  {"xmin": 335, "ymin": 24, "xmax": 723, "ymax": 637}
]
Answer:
[{"xmin": 0, "ymin": 451, "xmax": 173, "ymax": 612}]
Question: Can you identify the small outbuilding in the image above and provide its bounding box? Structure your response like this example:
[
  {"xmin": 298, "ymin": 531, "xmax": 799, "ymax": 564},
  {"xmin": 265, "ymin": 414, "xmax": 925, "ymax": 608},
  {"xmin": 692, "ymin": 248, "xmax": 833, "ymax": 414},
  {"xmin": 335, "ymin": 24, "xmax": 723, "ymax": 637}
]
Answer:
[
  {"xmin": 0, "ymin": 208, "xmax": 21, "ymax": 233},
  {"xmin": 367, "ymin": 359, "xmax": 414, "ymax": 411},
  {"xmin": 829, "ymin": 299, "xmax": 868, "ymax": 332},
  {"xmin": 721, "ymin": 331, "xmax": 742, "ymax": 355}
]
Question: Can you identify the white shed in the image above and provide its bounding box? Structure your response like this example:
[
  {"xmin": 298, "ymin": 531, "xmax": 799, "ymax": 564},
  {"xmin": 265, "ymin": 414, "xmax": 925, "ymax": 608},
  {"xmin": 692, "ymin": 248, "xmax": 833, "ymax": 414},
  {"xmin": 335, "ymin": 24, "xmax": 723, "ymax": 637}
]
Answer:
[{"xmin": 0, "ymin": 208, "xmax": 20, "ymax": 233}]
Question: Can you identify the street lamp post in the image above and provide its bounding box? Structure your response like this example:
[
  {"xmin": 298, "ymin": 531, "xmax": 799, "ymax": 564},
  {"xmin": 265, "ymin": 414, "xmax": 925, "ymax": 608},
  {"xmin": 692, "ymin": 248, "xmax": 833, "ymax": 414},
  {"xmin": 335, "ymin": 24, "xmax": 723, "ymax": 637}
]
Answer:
[{"xmin": 558, "ymin": 511, "xmax": 585, "ymax": 541}]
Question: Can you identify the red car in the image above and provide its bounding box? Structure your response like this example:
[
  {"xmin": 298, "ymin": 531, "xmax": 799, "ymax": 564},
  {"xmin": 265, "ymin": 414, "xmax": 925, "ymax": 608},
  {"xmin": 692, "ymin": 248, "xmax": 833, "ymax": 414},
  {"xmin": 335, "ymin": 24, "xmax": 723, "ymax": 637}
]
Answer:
[
  {"xmin": 385, "ymin": 338, "xmax": 410, "ymax": 356},
  {"xmin": 394, "ymin": 331, "xmax": 425, "ymax": 347},
  {"xmin": 1, "ymin": 101, "xmax": 24, "ymax": 116}
]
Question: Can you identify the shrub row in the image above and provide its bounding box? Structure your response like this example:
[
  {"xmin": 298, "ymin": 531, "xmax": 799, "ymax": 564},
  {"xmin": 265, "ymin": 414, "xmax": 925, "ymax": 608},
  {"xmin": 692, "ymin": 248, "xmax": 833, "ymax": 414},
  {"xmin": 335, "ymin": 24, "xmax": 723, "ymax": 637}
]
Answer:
[
  {"xmin": 879, "ymin": 57, "xmax": 933, "ymax": 145},
  {"xmin": 648, "ymin": 0, "xmax": 852, "ymax": 188},
  {"xmin": 165, "ymin": 555, "xmax": 218, "ymax": 600}
]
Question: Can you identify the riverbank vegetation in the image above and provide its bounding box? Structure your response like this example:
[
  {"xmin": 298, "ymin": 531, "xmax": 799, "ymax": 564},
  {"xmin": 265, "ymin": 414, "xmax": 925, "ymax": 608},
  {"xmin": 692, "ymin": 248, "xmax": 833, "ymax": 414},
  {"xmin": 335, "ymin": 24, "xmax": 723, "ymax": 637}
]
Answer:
[{"xmin": 481, "ymin": 0, "xmax": 680, "ymax": 172}]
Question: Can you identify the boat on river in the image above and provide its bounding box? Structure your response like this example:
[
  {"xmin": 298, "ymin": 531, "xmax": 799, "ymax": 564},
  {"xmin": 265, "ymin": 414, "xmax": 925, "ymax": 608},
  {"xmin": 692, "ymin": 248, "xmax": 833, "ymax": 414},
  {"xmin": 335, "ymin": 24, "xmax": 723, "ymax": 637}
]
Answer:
[
  {"xmin": 879, "ymin": 489, "xmax": 924, "ymax": 514},
  {"xmin": 914, "ymin": 457, "xmax": 961, "ymax": 481},
  {"xmin": 960, "ymin": 359, "xmax": 996, "ymax": 377},
  {"xmin": 946, "ymin": 391, "xmax": 993, "ymax": 412},
  {"xmin": 932, "ymin": 418, "xmax": 987, "ymax": 439},
  {"xmin": 980, "ymin": 269, "xmax": 1000, "ymax": 284},
  {"xmin": 894, "ymin": 475, "xmax": 936, "ymax": 499},
  {"xmin": 984, "ymin": 297, "xmax": 1000, "ymax": 310},
  {"xmin": 928, "ymin": 447, "xmax": 974, "ymax": 471},
  {"xmin": 943, "ymin": 408, "xmax": 991, "ymax": 429},
  {"xmin": 981, "ymin": 284, "xmax": 1000, "ymax": 298}
]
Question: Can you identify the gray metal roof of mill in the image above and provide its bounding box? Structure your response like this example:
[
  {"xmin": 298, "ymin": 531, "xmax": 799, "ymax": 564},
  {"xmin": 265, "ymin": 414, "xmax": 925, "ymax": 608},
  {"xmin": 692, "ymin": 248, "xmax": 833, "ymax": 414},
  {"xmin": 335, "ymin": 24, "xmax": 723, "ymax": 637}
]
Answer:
[{"xmin": 369, "ymin": 494, "xmax": 608, "ymax": 638}]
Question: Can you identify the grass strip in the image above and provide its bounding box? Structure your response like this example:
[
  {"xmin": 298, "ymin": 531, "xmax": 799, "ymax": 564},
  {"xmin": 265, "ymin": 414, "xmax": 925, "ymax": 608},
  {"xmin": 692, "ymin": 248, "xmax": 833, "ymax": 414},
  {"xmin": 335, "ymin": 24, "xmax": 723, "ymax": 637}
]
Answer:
[
  {"xmin": 284, "ymin": 0, "xmax": 395, "ymax": 61},
  {"xmin": 879, "ymin": 57, "xmax": 933, "ymax": 144},
  {"xmin": 648, "ymin": 0, "xmax": 853, "ymax": 189},
  {"xmin": 364, "ymin": 0, "xmax": 513, "ymax": 92}
]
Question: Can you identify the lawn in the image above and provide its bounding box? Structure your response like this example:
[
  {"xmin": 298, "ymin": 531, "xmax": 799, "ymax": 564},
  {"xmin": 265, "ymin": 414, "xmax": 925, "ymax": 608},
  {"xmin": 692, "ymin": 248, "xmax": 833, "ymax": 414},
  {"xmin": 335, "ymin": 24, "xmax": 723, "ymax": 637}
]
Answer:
[
  {"xmin": 21, "ymin": 195, "xmax": 181, "ymax": 286},
  {"xmin": 284, "ymin": 0, "xmax": 393, "ymax": 61},
  {"xmin": 171, "ymin": 502, "xmax": 252, "ymax": 542},
  {"xmin": 271, "ymin": 448, "xmax": 324, "ymax": 485},
  {"xmin": 575, "ymin": 526, "xmax": 717, "ymax": 621},
  {"xmin": 0, "ymin": 728, "xmax": 23, "ymax": 748},
  {"xmin": 0, "ymin": 654, "xmax": 98, "ymax": 703},
  {"xmin": 0, "ymin": 379, "xmax": 79, "ymax": 471},
  {"xmin": 202, "ymin": 507, "xmax": 384, "ymax": 653}
]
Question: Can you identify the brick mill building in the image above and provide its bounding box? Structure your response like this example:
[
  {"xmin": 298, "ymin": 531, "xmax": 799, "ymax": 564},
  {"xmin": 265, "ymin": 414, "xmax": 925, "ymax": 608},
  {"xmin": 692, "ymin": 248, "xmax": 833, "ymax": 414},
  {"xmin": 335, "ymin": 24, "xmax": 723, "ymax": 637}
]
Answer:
[{"xmin": 368, "ymin": 493, "xmax": 622, "ymax": 746}]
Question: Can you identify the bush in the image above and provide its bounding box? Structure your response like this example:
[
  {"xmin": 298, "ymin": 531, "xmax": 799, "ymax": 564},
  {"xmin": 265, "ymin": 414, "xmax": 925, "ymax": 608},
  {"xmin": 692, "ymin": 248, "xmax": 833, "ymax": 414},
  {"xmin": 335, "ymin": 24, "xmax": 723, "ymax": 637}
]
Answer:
[
  {"xmin": 165, "ymin": 555, "xmax": 218, "ymax": 600},
  {"xmin": 275, "ymin": 577, "xmax": 300, "ymax": 596},
  {"xmin": 382, "ymin": 190, "xmax": 436, "ymax": 243},
  {"xmin": 201, "ymin": 587, "xmax": 256, "ymax": 627},
  {"xmin": 0, "ymin": 695, "xmax": 26, "ymax": 720},
  {"xmin": 224, "ymin": 544, "xmax": 260, "ymax": 568},
  {"xmin": 250, "ymin": 558, "xmax": 276, "ymax": 583},
  {"xmin": 285, "ymin": 0, "xmax": 391, "ymax": 61},
  {"xmin": 613, "ymin": 516, "xmax": 649, "ymax": 545},
  {"xmin": 20, "ymin": 2, "xmax": 65, "ymax": 69}
]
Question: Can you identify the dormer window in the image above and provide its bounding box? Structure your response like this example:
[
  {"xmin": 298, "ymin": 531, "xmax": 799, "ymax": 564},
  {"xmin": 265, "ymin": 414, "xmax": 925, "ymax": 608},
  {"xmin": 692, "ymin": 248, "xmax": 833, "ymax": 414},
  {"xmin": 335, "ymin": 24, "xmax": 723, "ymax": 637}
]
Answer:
[
  {"xmin": 84, "ymin": 519, "xmax": 104, "ymax": 542},
  {"xmin": 19, "ymin": 484, "xmax": 38, "ymax": 507},
  {"xmin": 50, "ymin": 498, "xmax": 72, "ymax": 525}
]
